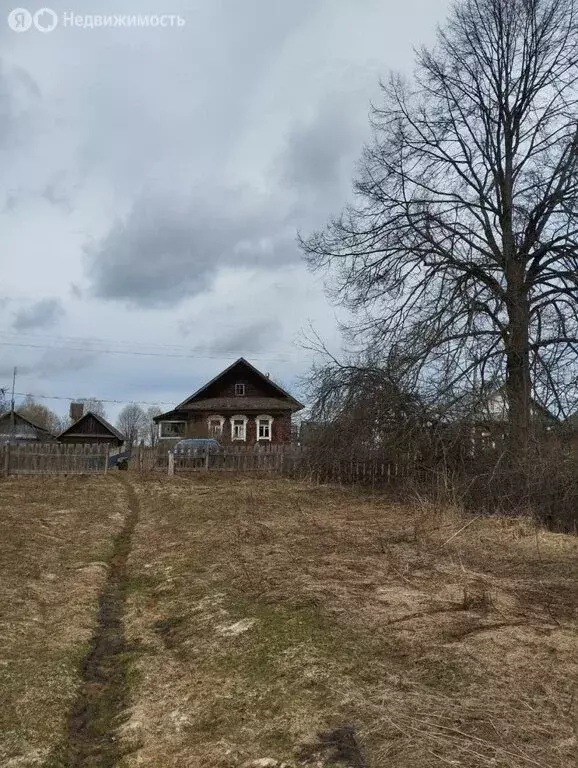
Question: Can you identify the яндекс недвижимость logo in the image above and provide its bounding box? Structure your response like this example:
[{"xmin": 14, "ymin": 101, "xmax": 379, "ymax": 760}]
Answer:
[
  {"xmin": 8, "ymin": 7, "xmax": 58, "ymax": 32},
  {"xmin": 7, "ymin": 8, "xmax": 186, "ymax": 32}
]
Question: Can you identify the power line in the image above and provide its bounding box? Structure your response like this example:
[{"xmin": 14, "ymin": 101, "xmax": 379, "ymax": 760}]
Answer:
[
  {"xmin": 0, "ymin": 340, "xmax": 299, "ymax": 362},
  {"xmin": 9, "ymin": 390, "xmax": 176, "ymax": 408},
  {"xmin": 0, "ymin": 329, "xmax": 278, "ymax": 354}
]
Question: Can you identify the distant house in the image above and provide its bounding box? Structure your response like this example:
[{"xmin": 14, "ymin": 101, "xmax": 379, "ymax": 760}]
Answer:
[
  {"xmin": 58, "ymin": 410, "xmax": 125, "ymax": 448},
  {"xmin": 476, "ymin": 388, "xmax": 558, "ymax": 429},
  {"xmin": 0, "ymin": 411, "xmax": 55, "ymax": 444},
  {"xmin": 154, "ymin": 358, "xmax": 304, "ymax": 445},
  {"xmin": 449, "ymin": 388, "xmax": 559, "ymax": 455}
]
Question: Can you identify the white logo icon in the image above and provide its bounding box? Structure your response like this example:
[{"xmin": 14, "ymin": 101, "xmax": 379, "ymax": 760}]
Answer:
[
  {"xmin": 7, "ymin": 7, "xmax": 58, "ymax": 33},
  {"xmin": 7, "ymin": 8, "xmax": 33, "ymax": 32},
  {"xmin": 33, "ymin": 7, "xmax": 58, "ymax": 32}
]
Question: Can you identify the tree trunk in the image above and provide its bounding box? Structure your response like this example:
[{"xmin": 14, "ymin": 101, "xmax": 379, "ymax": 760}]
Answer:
[{"xmin": 505, "ymin": 269, "xmax": 531, "ymax": 458}]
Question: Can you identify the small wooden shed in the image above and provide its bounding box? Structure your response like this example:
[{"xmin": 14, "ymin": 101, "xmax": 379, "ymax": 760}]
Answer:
[
  {"xmin": 0, "ymin": 411, "xmax": 56, "ymax": 444},
  {"xmin": 58, "ymin": 411, "xmax": 125, "ymax": 447}
]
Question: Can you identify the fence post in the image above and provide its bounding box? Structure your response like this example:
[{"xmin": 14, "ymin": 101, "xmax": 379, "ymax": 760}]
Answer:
[
  {"xmin": 3, "ymin": 443, "xmax": 10, "ymax": 476},
  {"xmin": 204, "ymin": 451, "xmax": 209, "ymax": 471},
  {"xmin": 103, "ymin": 445, "xmax": 110, "ymax": 475},
  {"xmin": 168, "ymin": 451, "xmax": 174, "ymax": 476}
]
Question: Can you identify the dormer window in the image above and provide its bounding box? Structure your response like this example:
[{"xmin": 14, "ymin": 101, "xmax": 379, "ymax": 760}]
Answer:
[{"xmin": 235, "ymin": 383, "xmax": 245, "ymax": 396}]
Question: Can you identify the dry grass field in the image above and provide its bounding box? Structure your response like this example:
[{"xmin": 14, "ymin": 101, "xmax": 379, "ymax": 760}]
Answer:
[
  {"xmin": 0, "ymin": 473, "xmax": 576, "ymax": 768},
  {"xmin": 121, "ymin": 475, "xmax": 577, "ymax": 768},
  {"xmin": 0, "ymin": 476, "xmax": 127, "ymax": 767}
]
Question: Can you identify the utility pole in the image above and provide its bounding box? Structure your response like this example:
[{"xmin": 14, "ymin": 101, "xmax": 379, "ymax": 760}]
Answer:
[{"xmin": 10, "ymin": 367, "xmax": 16, "ymax": 440}]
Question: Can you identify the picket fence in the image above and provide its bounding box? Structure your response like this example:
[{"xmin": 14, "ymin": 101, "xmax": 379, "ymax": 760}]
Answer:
[
  {"xmin": 132, "ymin": 444, "xmax": 416, "ymax": 486},
  {"xmin": 134, "ymin": 443, "xmax": 303, "ymax": 474},
  {"xmin": 1, "ymin": 442, "xmax": 111, "ymax": 475},
  {"xmin": 1, "ymin": 441, "xmax": 416, "ymax": 487}
]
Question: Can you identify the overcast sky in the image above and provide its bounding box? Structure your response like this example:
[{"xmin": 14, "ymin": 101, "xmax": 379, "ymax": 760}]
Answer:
[{"xmin": 0, "ymin": 0, "xmax": 450, "ymax": 421}]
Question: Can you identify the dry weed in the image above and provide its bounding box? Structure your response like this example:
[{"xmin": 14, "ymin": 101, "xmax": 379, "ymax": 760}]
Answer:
[
  {"xmin": 120, "ymin": 474, "xmax": 577, "ymax": 768},
  {"xmin": 0, "ymin": 476, "xmax": 126, "ymax": 766}
]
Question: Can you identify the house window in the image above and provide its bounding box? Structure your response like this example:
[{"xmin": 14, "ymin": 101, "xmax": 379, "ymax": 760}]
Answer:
[
  {"xmin": 159, "ymin": 421, "xmax": 186, "ymax": 439},
  {"xmin": 231, "ymin": 415, "xmax": 248, "ymax": 441},
  {"xmin": 235, "ymin": 383, "xmax": 246, "ymax": 396},
  {"xmin": 208, "ymin": 415, "xmax": 224, "ymax": 437},
  {"xmin": 257, "ymin": 415, "xmax": 273, "ymax": 441}
]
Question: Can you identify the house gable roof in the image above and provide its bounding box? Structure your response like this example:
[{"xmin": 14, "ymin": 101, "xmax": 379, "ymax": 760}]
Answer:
[
  {"xmin": 57, "ymin": 411, "xmax": 125, "ymax": 442},
  {"xmin": 0, "ymin": 410, "xmax": 55, "ymax": 436},
  {"xmin": 175, "ymin": 358, "xmax": 305, "ymax": 411}
]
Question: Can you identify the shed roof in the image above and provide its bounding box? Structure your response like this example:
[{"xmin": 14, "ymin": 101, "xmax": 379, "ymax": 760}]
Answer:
[
  {"xmin": 0, "ymin": 410, "xmax": 55, "ymax": 437},
  {"xmin": 57, "ymin": 411, "xmax": 125, "ymax": 442}
]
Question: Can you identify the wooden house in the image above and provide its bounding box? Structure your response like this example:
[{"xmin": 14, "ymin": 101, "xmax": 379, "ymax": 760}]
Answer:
[
  {"xmin": 58, "ymin": 411, "xmax": 125, "ymax": 448},
  {"xmin": 154, "ymin": 358, "xmax": 304, "ymax": 445},
  {"xmin": 0, "ymin": 411, "xmax": 55, "ymax": 444}
]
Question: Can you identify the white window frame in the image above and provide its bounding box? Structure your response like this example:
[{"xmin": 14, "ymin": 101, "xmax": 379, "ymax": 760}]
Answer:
[
  {"xmin": 207, "ymin": 415, "xmax": 225, "ymax": 437},
  {"xmin": 159, "ymin": 421, "xmax": 187, "ymax": 439},
  {"xmin": 256, "ymin": 414, "xmax": 273, "ymax": 442},
  {"xmin": 231, "ymin": 415, "xmax": 248, "ymax": 442},
  {"xmin": 235, "ymin": 383, "xmax": 246, "ymax": 396}
]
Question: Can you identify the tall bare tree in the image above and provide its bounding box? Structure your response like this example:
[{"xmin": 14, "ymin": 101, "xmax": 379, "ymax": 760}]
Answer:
[
  {"xmin": 117, "ymin": 403, "xmax": 147, "ymax": 448},
  {"xmin": 302, "ymin": 0, "xmax": 578, "ymax": 454},
  {"xmin": 146, "ymin": 406, "xmax": 163, "ymax": 447}
]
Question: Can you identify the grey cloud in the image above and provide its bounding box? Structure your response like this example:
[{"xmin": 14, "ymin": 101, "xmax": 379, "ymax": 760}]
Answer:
[
  {"xmin": 42, "ymin": 179, "xmax": 72, "ymax": 212},
  {"xmin": 2, "ymin": 180, "xmax": 72, "ymax": 214},
  {"xmin": 13, "ymin": 299, "xmax": 65, "ymax": 331},
  {"xmin": 180, "ymin": 319, "xmax": 283, "ymax": 355},
  {"xmin": 213, "ymin": 320, "xmax": 283, "ymax": 354},
  {"xmin": 34, "ymin": 350, "xmax": 96, "ymax": 378},
  {"xmin": 87, "ymin": 193, "xmax": 299, "ymax": 307},
  {"xmin": 0, "ymin": 59, "xmax": 40, "ymax": 150},
  {"xmin": 86, "ymin": 78, "xmax": 373, "ymax": 308},
  {"xmin": 283, "ymin": 99, "xmax": 363, "ymax": 192},
  {"xmin": 0, "ymin": 363, "xmax": 32, "ymax": 378},
  {"xmin": 85, "ymin": 100, "xmax": 365, "ymax": 308},
  {"xmin": 0, "ymin": 350, "xmax": 94, "ymax": 383}
]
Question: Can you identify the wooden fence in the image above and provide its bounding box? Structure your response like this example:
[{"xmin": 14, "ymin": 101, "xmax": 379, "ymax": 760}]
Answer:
[
  {"xmin": 132, "ymin": 444, "xmax": 416, "ymax": 485},
  {"xmin": 0, "ymin": 441, "xmax": 421, "ymax": 485},
  {"xmin": 1, "ymin": 443, "xmax": 110, "ymax": 475},
  {"xmin": 134, "ymin": 444, "xmax": 303, "ymax": 473}
]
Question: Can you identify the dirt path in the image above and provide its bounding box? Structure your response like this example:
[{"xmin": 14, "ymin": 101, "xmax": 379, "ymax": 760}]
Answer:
[{"xmin": 56, "ymin": 477, "xmax": 140, "ymax": 768}]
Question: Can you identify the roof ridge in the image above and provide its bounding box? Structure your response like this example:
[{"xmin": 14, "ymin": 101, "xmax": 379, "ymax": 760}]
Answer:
[
  {"xmin": 0, "ymin": 410, "xmax": 54, "ymax": 435},
  {"xmin": 174, "ymin": 358, "xmax": 304, "ymax": 410},
  {"xmin": 57, "ymin": 410, "xmax": 126, "ymax": 441}
]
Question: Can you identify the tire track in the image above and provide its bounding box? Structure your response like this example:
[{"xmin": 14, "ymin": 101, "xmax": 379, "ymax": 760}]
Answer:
[{"xmin": 50, "ymin": 476, "xmax": 140, "ymax": 768}]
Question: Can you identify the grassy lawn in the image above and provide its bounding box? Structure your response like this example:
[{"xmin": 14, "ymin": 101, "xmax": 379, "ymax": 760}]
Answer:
[
  {"xmin": 0, "ymin": 476, "xmax": 126, "ymax": 767},
  {"xmin": 121, "ymin": 475, "xmax": 577, "ymax": 768}
]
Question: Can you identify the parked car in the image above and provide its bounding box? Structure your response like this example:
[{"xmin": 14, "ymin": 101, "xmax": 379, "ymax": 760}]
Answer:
[
  {"xmin": 172, "ymin": 438, "xmax": 224, "ymax": 457},
  {"xmin": 108, "ymin": 450, "xmax": 132, "ymax": 470}
]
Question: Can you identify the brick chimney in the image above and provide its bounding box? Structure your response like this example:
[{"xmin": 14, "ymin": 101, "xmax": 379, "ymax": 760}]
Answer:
[{"xmin": 70, "ymin": 402, "xmax": 84, "ymax": 422}]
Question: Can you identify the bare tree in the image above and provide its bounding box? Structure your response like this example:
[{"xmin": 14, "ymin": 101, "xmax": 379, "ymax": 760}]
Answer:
[
  {"xmin": 117, "ymin": 403, "xmax": 147, "ymax": 448},
  {"xmin": 78, "ymin": 397, "xmax": 107, "ymax": 420},
  {"xmin": 302, "ymin": 354, "xmax": 432, "ymax": 458},
  {"xmin": 18, "ymin": 395, "xmax": 66, "ymax": 434},
  {"xmin": 146, "ymin": 406, "xmax": 163, "ymax": 447},
  {"xmin": 302, "ymin": 0, "xmax": 578, "ymax": 455}
]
